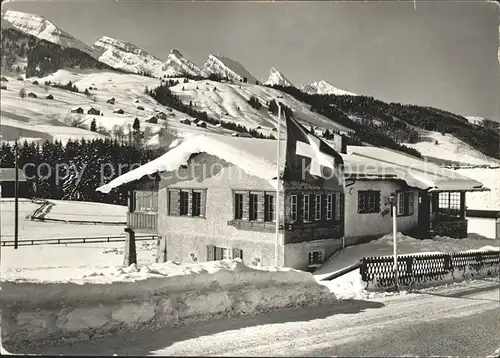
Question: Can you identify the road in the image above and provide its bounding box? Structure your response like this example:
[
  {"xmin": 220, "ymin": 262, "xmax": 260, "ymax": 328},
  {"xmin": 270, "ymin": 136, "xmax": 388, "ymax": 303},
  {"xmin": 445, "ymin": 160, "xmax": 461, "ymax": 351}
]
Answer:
[{"xmin": 12, "ymin": 278, "xmax": 500, "ymax": 357}]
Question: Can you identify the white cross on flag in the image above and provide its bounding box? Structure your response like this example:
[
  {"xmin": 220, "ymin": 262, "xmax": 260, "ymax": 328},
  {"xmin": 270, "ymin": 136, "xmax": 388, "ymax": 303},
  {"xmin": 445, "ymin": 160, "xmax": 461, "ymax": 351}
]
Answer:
[{"xmin": 284, "ymin": 114, "xmax": 344, "ymax": 181}]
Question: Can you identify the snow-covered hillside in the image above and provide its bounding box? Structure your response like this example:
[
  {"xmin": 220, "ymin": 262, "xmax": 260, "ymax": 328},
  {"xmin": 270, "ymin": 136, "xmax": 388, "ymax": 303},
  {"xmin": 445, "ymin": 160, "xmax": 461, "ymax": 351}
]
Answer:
[
  {"xmin": 203, "ymin": 54, "xmax": 258, "ymax": 84},
  {"xmin": 264, "ymin": 68, "xmax": 294, "ymax": 87},
  {"xmin": 2, "ymin": 10, "xmax": 97, "ymax": 57},
  {"xmin": 168, "ymin": 78, "xmax": 352, "ymax": 134},
  {"xmin": 92, "ymin": 36, "xmax": 164, "ymax": 77},
  {"xmin": 301, "ymin": 80, "xmax": 357, "ymax": 96},
  {"xmin": 0, "ymin": 69, "xmax": 238, "ymax": 145},
  {"xmin": 162, "ymin": 49, "xmax": 206, "ymax": 78},
  {"xmin": 403, "ymin": 128, "xmax": 500, "ymax": 167}
]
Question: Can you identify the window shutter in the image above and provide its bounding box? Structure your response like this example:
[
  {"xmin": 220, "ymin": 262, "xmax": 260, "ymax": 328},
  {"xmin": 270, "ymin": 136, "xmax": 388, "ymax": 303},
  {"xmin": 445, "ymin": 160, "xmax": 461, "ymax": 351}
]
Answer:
[
  {"xmin": 358, "ymin": 193, "xmax": 364, "ymax": 213},
  {"xmin": 336, "ymin": 193, "xmax": 342, "ymax": 222},
  {"xmin": 242, "ymin": 193, "xmax": 249, "ymax": 220},
  {"xmin": 297, "ymin": 194, "xmax": 303, "ymax": 223},
  {"xmin": 207, "ymin": 244, "xmax": 215, "ymax": 261},
  {"xmin": 232, "ymin": 248, "xmax": 243, "ymax": 260},
  {"xmin": 200, "ymin": 190, "xmax": 207, "ymax": 217},
  {"xmin": 408, "ymin": 191, "xmax": 414, "ymax": 216},
  {"xmin": 168, "ymin": 189, "xmax": 180, "ymax": 216},
  {"xmin": 257, "ymin": 192, "xmax": 265, "ymax": 221}
]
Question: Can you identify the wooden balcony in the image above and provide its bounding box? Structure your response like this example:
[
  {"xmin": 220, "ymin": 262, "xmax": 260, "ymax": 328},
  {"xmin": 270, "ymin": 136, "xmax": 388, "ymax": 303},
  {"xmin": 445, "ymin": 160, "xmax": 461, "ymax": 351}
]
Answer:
[{"xmin": 128, "ymin": 212, "xmax": 158, "ymax": 233}]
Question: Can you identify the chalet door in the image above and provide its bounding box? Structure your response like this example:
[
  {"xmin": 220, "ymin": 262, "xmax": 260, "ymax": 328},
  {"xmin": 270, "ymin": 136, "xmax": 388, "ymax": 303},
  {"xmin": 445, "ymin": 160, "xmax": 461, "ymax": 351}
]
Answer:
[{"xmin": 418, "ymin": 191, "xmax": 430, "ymax": 233}]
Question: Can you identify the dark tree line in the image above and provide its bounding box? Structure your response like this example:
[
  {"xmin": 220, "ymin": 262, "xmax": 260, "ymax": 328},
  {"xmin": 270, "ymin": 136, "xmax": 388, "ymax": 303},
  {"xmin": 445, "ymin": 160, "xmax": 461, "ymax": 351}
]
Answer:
[
  {"xmin": 0, "ymin": 139, "xmax": 164, "ymax": 205},
  {"xmin": 269, "ymin": 85, "xmax": 422, "ymax": 158},
  {"xmin": 148, "ymin": 83, "xmax": 275, "ymax": 139}
]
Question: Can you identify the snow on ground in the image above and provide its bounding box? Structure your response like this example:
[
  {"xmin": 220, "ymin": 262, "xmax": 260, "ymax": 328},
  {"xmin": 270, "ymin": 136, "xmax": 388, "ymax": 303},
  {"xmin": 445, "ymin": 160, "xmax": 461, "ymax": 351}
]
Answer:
[
  {"xmin": 404, "ymin": 128, "xmax": 499, "ymax": 166},
  {"xmin": 1, "ymin": 240, "xmax": 157, "ymax": 282},
  {"xmin": 32, "ymin": 199, "xmax": 127, "ymax": 223},
  {"xmin": 456, "ymin": 168, "xmax": 500, "ymax": 211},
  {"xmin": 314, "ymin": 233, "xmax": 499, "ymax": 299},
  {"xmin": 0, "ymin": 199, "xmax": 125, "ymax": 239}
]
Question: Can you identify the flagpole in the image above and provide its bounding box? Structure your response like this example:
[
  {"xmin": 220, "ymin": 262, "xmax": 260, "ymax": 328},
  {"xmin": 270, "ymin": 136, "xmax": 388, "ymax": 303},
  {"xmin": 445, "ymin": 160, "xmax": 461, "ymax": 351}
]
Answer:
[{"xmin": 275, "ymin": 103, "xmax": 281, "ymax": 268}]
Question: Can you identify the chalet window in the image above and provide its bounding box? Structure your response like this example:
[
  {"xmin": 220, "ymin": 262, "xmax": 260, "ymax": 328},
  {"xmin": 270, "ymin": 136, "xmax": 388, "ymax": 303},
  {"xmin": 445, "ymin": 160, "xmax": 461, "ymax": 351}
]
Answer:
[
  {"xmin": 303, "ymin": 195, "xmax": 310, "ymax": 222},
  {"xmin": 264, "ymin": 193, "xmax": 275, "ymax": 222},
  {"xmin": 180, "ymin": 191, "xmax": 189, "ymax": 215},
  {"xmin": 234, "ymin": 193, "xmax": 244, "ymax": 220},
  {"xmin": 207, "ymin": 245, "xmax": 243, "ymax": 261},
  {"xmin": 249, "ymin": 193, "xmax": 259, "ymax": 221},
  {"xmin": 314, "ymin": 194, "xmax": 322, "ymax": 221},
  {"xmin": 192, "ymin": 191, "xmax": 202, "ymax": 216},
  {"xmin": 358, "ymin": 191, "xmax": 380, "ymax": 214},
  {"xmin": 396, "ymin": 191, "xmax": 414, "ymax": 217},
  {"xmin": 290, "ymin": 195, "xmax": 298, "ymax": 222},
  {"xmin": 308, "ymin": 250, "xmax": 324, "ymax": 266},
  {"xmin": 326, "ymin": 194, "xmax": 333, "ymax": 220},
  {"xmin": 134, "ymin": 191, "xmax": 158, "ymax": 212},
  {"xmin": 438, "ymin": 192, "xmax": 461, "ymax": 218},
  {"xmin": 168, "ymin": 188, "xmax": 206, "ymax": 217}
]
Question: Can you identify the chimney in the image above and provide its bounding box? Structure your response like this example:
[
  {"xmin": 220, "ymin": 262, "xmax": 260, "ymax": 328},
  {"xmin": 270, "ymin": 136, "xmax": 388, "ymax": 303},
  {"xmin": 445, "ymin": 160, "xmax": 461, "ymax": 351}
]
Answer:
[{"xmin": 332, "ymin": 133, "xmax": 347, "ymax": 154}]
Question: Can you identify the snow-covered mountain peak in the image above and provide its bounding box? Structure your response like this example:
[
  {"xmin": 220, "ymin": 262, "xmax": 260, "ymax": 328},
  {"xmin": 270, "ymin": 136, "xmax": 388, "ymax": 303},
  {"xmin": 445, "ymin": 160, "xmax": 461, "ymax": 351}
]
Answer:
[
  {"xmin": 300, "ymin": 80, "xmax": 357, "ymax": 96},
  {"xmin": 162, "ymin": 49, "xmax": 206, "ymax": 78},
  {"xmin": 264, "ymin": 67, "xmax": 294, "ymax": 87},
  {"xmin": 203, "ymin": 53, "xmax": 258, "ymax": 84},
  {"xmin": 2, "ymin": 10, "xmax": 95, "ymax": 55},
  {"xmin": 92, "ymin": 35, "xmax": 165, "ymax": 77}
]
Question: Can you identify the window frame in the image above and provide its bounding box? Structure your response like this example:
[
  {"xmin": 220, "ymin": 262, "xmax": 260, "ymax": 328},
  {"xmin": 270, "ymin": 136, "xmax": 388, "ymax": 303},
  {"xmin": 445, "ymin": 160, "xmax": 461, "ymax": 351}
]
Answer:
[
  {"xmin": 326, "ymin": 193, "xmax": 333, "ymax": 220},
  {"xmin": 133, "ymin": 190, "xmax": 158, "ymax": 213},
  {"xmin": 303, "ymin": 194, "xmax": 310, "ymax": 222},
  {"xmin": 290, "ymin": 194, "xmax": 298, "ymax": 223},
  {"xmin": 314, "ymin": 194, "xmax": 322, "ymax": 221},
  {"xmin": 308, "ymin": 249, "xmax": 325, "ymax": 267},
  {"xmin": 357, "ymin": 190, "xmax": 381, "ymax": 214}
]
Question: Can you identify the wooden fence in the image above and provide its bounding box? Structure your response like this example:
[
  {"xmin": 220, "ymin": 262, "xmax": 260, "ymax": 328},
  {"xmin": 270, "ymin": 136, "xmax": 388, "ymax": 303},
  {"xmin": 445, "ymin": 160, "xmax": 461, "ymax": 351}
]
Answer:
[
  {"xmin": 0, "ymin": 235, "xmax": 159, "ymax": 247},
  {"xmin": 360, "ymin": 250, "xmax": 500, "ymax": 289}
]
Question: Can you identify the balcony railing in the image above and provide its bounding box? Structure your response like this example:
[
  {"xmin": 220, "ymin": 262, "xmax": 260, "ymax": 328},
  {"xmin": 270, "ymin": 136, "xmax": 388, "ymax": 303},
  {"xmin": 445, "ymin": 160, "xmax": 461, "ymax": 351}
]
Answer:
[{"xmin": 128, "ymin": 212, "xmax": 158, "ymax": 233}]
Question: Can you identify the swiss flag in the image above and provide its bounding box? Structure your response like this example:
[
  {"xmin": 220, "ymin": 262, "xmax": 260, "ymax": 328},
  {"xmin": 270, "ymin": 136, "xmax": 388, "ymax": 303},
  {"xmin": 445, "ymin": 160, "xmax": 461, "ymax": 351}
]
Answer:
[{"xmin": 283, "ymin": 113, "xmax": 344, "ymax": 186}]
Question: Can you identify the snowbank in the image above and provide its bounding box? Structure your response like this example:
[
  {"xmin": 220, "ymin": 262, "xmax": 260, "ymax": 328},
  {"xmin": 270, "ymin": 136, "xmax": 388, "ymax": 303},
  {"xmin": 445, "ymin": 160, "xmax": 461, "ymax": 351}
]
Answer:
[
  {"xmin": 1, "ymin": 259, "xmax": 335, "ymax": 349},
  {"xmin": 314, "ymin": 233, "xmax": 499, "ymax": 299}
]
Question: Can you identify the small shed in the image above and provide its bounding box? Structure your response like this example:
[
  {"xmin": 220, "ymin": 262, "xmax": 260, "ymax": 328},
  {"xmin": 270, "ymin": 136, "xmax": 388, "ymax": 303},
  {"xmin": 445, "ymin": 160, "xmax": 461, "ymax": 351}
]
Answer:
[
  {"xmin": 192, "ymin": 118, "xmax": 200, "ymax": 124},
  {"xmin": 32, "ymin": 80, "xmax": 39, "ymax": 85},
  {"xmin": 88, "ymin": 107, "xmax": 101, "ymax": 115},
  {"xmin": 45, "ymin": 94, "xmax": 54, "ymax": 100},
  {"xmin": 146, "ymin": 115, "xmax": 158, "ymax": 124},
  {"xmin": 0, "ymin": 84, "xmax": 7, "ymax": 90},
  {"xmin": 27, "ymin": 92, "xmax": 37, "ymax": 98},
  {"xmin": 180, "ymin": 119, "xmax": 191, "ymax": 125},
  {"xmin": 137, "ymin": 105, "xmax": 145, "ymax": 111},
  {"xmin": 113, "ymin": 109, "xmax": 125, "ymax": 115},
  {"xmin": 232, "ymin": 132, "xmax": 253, "ymax": 138},
  {"xmin": 0, "ymin": 168, "xmax": 28, "ymax": 198},
  {"xmin": 71, "ymin": 106, "xmax": 84, "ymax": 114},
  {"xmin": 106, "ymin": 98, "xmax": 116, "ymax": 105},
  {"xmin": 1, "ymin": 76, "xmax": 8, "ymax": 82}
]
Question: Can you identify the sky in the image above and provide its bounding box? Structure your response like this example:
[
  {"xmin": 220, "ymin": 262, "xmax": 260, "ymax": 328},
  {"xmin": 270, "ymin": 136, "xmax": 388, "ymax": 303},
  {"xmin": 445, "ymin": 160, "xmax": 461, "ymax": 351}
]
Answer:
[{"xmin": 2, "ymin": 0, "xmax": 499, "ymax": 120}]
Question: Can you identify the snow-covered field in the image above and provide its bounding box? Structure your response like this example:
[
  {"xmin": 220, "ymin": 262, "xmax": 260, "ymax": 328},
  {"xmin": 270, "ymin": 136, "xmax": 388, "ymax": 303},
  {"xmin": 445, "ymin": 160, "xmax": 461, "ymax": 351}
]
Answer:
[
  {"xmin": 0, "ymin": 199, "xmax": 125, "ymax": 240},
  {"xmin": 313, "ymin": 233, "xmax": 499, "ymax": 299}
]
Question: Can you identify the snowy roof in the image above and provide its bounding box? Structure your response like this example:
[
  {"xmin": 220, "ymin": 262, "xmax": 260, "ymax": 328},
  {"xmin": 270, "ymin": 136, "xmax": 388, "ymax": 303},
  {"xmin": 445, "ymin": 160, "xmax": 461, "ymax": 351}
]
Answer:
[
  {"xmin": 97, "ymin": 134, "xmax": 286, "ymax": 193},
  {"xmin": 344, "ymin": 146, "xmax": 487, "ymax": 192},
  {"xmin": 96, "ymin": 136, "xmax": 489, "ymax": 194}
]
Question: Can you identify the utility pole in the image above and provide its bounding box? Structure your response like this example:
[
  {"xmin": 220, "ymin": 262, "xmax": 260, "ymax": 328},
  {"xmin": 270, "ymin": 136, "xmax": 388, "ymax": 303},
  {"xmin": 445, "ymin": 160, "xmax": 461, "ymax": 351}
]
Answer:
[
  {"xmin": 14, "ymin": 141, "xmax": 19, "ymax": 250},
  {"xmin": 390, "ymin": 193, "xmax": 399, "ymax": 291},
  {"xmin": 275, "ymin": 103, "xmax": 281, "ymax": 267}
]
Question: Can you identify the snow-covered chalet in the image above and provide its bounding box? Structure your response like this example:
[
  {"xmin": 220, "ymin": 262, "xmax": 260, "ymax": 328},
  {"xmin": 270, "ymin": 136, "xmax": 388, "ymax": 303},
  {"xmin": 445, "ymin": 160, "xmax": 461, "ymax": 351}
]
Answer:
[{"xmin": 97, "ymin": 117, "xmax": 489, "ymax": 271}]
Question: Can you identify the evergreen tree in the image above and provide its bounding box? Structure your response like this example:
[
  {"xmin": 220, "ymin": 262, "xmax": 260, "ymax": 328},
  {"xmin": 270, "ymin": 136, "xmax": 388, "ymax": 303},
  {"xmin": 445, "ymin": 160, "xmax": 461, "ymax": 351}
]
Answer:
[
  {"xmin": 133, "ymin": 118, "xmax": 141, "ymax": 133},
  {"xmin": 90, "ymin": 118, "xmax": 97, "ymax": 132}
]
